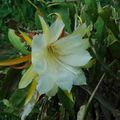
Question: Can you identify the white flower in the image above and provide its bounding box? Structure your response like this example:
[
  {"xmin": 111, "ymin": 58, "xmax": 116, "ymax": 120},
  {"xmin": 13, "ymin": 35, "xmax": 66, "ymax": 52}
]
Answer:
[{"xmin": 32, "ymin": 14, "xmax": 92, "ymax": 96}]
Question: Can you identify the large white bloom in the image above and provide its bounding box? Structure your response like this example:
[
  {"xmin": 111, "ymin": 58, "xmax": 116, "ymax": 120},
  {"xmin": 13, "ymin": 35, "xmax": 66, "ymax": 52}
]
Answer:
[{"xmin": 32, "ymin": 14, "xmax": 92, "ymax": 96}]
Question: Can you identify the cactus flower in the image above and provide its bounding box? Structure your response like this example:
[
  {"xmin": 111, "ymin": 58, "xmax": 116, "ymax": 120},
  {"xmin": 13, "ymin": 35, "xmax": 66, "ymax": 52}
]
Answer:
[{"xmin": 32, "ymin": 14, "xmax": 92, "ymax": 96}]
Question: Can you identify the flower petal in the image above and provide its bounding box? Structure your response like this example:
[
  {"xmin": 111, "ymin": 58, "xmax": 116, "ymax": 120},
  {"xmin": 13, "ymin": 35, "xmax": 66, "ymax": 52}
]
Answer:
[
  {"xmin": 19, "ymin": 65, "xmax": 37, "ymax": 89},
  {"xmin": 32, "ymin": 34, "xmax": 47, "ymax": 74},
  {"xmin": 71, "ymin": 23, "xmax": 90, "ymax": 38},
  {"xmin": 73, "ymin": 69, "xmax": 87, "ymax": 85},
  {"xmin": 55, "ymin": 35, "xmax": 81, "ymax": 50},
  {"xmin": 36, "ymin": 63, "xmax": 77, "ymax": 95},
  {"xmin": 54, "ymin": 65, "xmax": 86, "ymax": 91},
  {"xmin": 60, "ymin": 50, "xmax": 92, "ymax": 67},
  {"xmin": 32, "ymin": 34, "xmax": 46, "ymax": 52},
  {"xmin": 54, "ymin": 34, "xmax": 91, "ymax": 67},
  {"xmin": 53, "ymin": 66, "xmax": 75, "ymax": 91},
  {"xmin": 50, "ymin": 14, "xmax": 64, "ymax": 41},
  {"xmin": 55, "ymin": 35, "xmax": 90, "ymax": 56},
  {"xmin": 46, "ymin": 84, "xmax": 58, "ymax": 96},
  {"xmin": 36, "ymin": 73, "xmax": 55, "ymax": 94},
  {"xmin": 39, "ymin": 16, "xmax": 53, "ymax": 44},
  {"xmin": 56, "ymin": 74, "xmax": 73, "ymax": 92},
  {"xmin": 32, "ymin": 57, "xmax": 46, "ymax": 74}
]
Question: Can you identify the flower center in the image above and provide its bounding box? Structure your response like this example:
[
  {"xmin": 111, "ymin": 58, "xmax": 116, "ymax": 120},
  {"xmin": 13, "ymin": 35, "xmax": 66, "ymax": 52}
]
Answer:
[
  {"xmin": 45, "ymin": 44, "xmax": 78, "ymax": 75},
  {"xmin": 47, "ymin": 44, "xmax": 59, "ymax": 58}
]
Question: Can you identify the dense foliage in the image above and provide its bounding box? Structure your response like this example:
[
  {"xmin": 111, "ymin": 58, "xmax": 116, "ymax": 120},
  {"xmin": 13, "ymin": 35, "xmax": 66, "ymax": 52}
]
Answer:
[{"xmin": 0, "ymin": 0, "xmax": 120, "ymax": 120}]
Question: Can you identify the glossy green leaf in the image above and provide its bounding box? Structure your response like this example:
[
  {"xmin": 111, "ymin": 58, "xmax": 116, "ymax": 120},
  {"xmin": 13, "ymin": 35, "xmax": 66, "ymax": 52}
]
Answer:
[{"xmin": 8, "ymin": 29, "xmax": 30, "ymax": 55}]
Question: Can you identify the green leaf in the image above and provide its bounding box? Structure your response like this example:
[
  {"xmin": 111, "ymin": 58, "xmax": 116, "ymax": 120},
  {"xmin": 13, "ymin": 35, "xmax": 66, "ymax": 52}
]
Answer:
[
  {"xmin": 8, "ymin": 29, "xmax": 30, "ymax": 55},
  {"xmin": 35, "ymin": 10, "xmax": 42, "ymax": 29},
  {"xmin": 94, "ymin": 16, "xmax": 105, "ymax": 40},
  {"xmin": 58, "ymin": 89, "xmax": 75, "ymax": 120},
  {"xmin": 99, "ymin": 6, "xmax": 119, "ymax": 38},
  {"xmin": 25, "ymin": 79, "xmax": 37, "ymax": 105},
  {"xmin": 9, "ymin": 88, "xmax": 28, "ymax": 107},
  {"xmin": 83, "ymin": 59, "xmax": 96, "ymax": 69},
  {"xmin": 84, "ymin": 0, "xmax": 98, "ymax": 22},
  {"xmin": 0, "ymin": 68, "xmax": 22, "ymax": 99},
  {"xmin": 0, "ymin": 7, "xmax": 12, "ymax": 18},
  {"xmin": 48, "ymin": 3, "xmax": 72, "ymax": 32},
  {"xmin": 107, "ymin": 30, "xmax": 117, "ymax": 46},
  {"xmin": 3, "ymin": 99, "xmax": 12, "ymax": 107}
]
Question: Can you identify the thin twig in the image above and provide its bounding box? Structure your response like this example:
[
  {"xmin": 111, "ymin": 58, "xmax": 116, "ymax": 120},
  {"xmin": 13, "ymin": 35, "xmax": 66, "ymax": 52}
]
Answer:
[
  {"xmin": 87, "ymin": 73, "xmax": 105, "ymax": 107},
  {"xmin": 81, "ymin": 85, "xmax": 120, "ymax": 118},
  {"xmin": 82, "ymin": 73, "xmax": 105, "ymax": 120}
]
